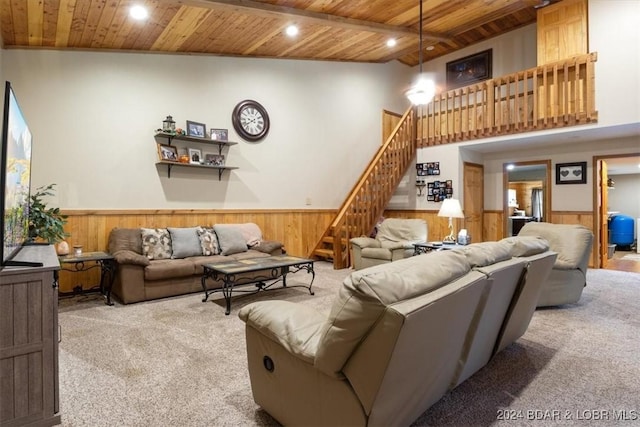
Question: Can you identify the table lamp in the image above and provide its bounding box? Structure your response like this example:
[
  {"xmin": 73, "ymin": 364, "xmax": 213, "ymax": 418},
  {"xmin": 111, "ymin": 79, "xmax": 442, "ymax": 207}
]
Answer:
[{"xmin": 437, "ymin": 198, "xmax": 464, "ymax": 243}]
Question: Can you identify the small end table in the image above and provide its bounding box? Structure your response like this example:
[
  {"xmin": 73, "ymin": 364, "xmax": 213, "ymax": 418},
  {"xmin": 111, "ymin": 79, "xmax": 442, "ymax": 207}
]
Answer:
[
  {"xmin": 58, "ymin": 251, "xmax": 117, "ymax": 306},
  {"xmin": 413, "ymin": 242, "xmax": 466, "ymax": 255}
]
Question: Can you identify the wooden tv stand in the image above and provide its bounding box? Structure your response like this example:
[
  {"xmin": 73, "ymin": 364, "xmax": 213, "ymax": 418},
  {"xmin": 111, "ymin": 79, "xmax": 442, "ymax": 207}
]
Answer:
[{"xmin": 0, "ymin": 245, "xmax": 61, "ymax": 426}]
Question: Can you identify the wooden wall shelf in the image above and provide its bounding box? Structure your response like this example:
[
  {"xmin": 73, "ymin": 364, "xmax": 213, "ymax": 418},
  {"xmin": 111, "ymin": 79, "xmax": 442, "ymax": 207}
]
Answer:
[
  {"xmin": 156, "ymin": 160, "xmax": 238, "ymax": 180},
  {"xmin": 154, "ymin": 132, "xmax": 238, "ymax": 179}
]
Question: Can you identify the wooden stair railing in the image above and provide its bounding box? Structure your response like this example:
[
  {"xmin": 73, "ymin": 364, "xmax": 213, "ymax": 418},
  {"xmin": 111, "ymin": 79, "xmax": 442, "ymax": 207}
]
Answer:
[{"xmin": 310, "ymin": 107, "xmax": 416, "ymax": 269}]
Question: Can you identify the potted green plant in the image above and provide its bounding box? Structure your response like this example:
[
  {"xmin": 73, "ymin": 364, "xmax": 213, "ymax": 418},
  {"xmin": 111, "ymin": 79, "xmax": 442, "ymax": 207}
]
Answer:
[{"xmin": 28, "ymin": 184, "xmax": 69, "ymax": 246}]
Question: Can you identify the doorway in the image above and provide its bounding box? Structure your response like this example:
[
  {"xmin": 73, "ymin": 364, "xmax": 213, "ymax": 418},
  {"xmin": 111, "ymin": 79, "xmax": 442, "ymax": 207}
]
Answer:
[
  {"xmin": 502, "ymin": 160, "xmax": 551, "ymax": 237},
  {"xmin": 594, "ymin": 153, "xmax": 640, "ymax": 272}
]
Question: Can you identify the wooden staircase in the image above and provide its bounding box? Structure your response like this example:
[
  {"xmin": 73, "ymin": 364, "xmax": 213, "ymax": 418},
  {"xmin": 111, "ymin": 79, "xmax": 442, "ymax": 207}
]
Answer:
[
  {"xmin": 309, "ymin": 107, "xmax": 417, "ymax": 269},
  {"xmin": 308, "ymin": 53, "xmax": 598, "ymax": 269}
]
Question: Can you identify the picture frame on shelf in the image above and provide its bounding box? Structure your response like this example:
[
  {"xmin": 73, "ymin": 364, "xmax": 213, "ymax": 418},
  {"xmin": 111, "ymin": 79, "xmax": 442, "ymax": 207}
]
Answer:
[
  {"xmin": 209, "ymin": 128, "xmax": 229, "ymax": 141},
  {"xmin": 188, "ymin": 148, "xmax": 202, "ymax": 164},
  {"xmin": 157, "ymin": 144, "xmax": 178, "ymax": 162},
  {"xmin": 205, "ymin": 153, "xmax": 225, "ymax": 166},
  {"xmin": 556, "ymin": 161, "xmax": 587, "ymax": 184},
  {"xmin": 186, "ymin": 120, "xmax": 206, "ymax": 138}
]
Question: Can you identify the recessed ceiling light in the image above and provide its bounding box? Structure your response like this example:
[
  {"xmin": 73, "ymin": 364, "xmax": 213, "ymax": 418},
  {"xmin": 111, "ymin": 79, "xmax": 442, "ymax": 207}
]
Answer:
[
  {"xmin": 285, "ymin": 25, "xmax": 299, "ymax": 37},
  {"xmin": 426, "ymin": 45, "xmax": 435, "ymax": 51},
  {"xmin": 130, "ymin": 5, "xmax": 148, "ymax": 20},
  {"xmin": 386, "ymin": 38, "xmax": 397, "ymax": 47}
]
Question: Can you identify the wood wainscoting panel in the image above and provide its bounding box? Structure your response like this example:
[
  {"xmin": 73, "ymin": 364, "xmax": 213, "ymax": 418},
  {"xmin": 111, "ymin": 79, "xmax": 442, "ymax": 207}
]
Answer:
[
  {"xmin": 58, "ymin": 209, "xmax": 335, "ymax": 294},
  {"xmin": 483, "ymin": 210, "xmax": 504, "ymax": 243}
]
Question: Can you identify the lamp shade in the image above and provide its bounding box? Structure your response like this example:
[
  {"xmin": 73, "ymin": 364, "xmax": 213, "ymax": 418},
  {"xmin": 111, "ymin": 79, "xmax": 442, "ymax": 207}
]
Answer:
[{"xmin": 438, "ymin": 199, "xmax": 464, "ymax": 219}]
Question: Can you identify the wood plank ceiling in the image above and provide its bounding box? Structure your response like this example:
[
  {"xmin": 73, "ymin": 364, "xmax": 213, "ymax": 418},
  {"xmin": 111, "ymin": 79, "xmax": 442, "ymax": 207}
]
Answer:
[{"xmin": 0, "ymin": 0, "xmax": 544, "ymax": 66}]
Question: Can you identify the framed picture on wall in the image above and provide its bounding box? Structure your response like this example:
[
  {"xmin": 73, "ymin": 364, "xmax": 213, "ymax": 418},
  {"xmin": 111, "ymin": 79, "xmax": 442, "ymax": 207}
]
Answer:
[
  {"xmin": 556, "ymin": 162, "xmax": 587, "ymax": 184},
  {"xmin": 446, "ymin": 49, "xmax": 493, "ymax": 89}
]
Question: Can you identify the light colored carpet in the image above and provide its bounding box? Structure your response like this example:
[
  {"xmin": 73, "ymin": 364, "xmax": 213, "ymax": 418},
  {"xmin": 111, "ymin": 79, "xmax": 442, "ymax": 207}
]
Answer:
[{"xmin": 58, "ymin": 263, "xmax": 640, "ymax": 426}]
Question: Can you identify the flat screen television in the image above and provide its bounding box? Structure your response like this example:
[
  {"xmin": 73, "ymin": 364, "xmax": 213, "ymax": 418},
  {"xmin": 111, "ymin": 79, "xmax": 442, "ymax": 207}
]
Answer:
[{"xmin": 0, "ymin": 81, "xmax": 42, "ymax": 268}]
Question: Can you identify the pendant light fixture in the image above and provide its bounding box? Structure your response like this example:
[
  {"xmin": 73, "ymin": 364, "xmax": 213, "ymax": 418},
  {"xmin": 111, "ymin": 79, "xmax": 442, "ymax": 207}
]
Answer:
[{"xmin": 406, "ymin": 0, "xmax": 435, "ymax": 105}]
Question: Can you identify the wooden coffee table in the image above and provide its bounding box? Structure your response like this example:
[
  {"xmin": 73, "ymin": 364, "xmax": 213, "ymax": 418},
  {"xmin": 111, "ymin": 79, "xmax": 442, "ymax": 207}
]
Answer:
[{"xmin": 201, "ymin": 255, "xmax": 315, "ymax": 315}]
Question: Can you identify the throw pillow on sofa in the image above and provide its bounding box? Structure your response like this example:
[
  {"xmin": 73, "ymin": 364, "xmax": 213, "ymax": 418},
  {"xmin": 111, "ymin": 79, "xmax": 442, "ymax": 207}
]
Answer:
[
  {"xmin": 168, "ymin": 227, "xmax": 202, "ymax": 259},
  {"xmin": 213, "ymin": 224, "xmax": 248, "ymax": 255},
  {"xmin": 235, "ymin": 222, "xmax": 263, "ymax": 247},
  {"xmin": 141, "ymin": 228, "xmax": 172, "ymax": 260},
  {"xmin": 197, "ymin": 226, "xmax": 220, "ymax": 256}
]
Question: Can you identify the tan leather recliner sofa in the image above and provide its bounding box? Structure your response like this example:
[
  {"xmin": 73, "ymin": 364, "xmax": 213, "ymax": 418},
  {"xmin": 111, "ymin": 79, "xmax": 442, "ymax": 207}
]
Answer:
[
  {"xmin": 238, "ymin": 236, "xmax": 557, "ymax": 426},
  {"xmin": 518, "ymin": 222, "xmax": 594, "ymax": 307},
  {"xmin": 350, "ymin": 218, "xmax": 427, "ymax": 270}
]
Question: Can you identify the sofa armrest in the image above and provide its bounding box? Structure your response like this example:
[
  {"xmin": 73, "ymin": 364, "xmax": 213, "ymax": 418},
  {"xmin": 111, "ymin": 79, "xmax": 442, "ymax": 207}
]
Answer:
[
  {"xmin": 112, "ymin": 250, "xmax": 150, "ymax": 266},
  {"xmin": 350, "ymin": 237, "xmax": 380, "ymax": 249},
  {"xmin": 239, "ymin": 300, "xmax": 326, "ymax": 364},
  {"xmin": 253, "ymin": 240, "xmax": 283, "ymax": 255},
  {"xmin": 381, "ymin": 241, "xmax": 414, "ymax": 250}
]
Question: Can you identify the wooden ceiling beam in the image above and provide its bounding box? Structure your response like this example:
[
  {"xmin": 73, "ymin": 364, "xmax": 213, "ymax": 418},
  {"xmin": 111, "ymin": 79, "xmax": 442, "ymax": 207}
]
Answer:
[{"xmin": 179, "ymin": 0, "xmax": 452, "ymax": 42}]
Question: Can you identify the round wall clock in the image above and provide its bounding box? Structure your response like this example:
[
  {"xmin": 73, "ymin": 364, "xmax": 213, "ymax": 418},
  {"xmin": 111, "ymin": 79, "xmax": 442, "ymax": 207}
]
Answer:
[{"xmin": 232, "ymin": 99, "xmax": 270, "ymax": 142}]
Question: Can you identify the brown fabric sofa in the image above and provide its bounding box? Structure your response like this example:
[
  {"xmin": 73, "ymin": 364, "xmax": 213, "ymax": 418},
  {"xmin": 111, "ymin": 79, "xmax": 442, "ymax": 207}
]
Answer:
[{"xmin": 108, "ymin": 225, "xmax": 283, "ymax": 304}]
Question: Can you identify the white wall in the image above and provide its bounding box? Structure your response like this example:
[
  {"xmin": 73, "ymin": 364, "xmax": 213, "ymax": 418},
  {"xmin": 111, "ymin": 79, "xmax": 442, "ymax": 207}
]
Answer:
[
  {"xmin": 2, "ymin": 50, "xmax": 411, "ymax": 209},
  {"xmin": 590, "ymin": 0, "xmax": 640, "ymax": 127}
]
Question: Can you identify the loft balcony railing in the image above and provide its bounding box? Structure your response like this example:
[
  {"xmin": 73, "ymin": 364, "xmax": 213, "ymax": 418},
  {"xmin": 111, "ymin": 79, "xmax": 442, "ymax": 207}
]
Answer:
[
  {"xmin": 416, "ymin": 53, "xmax": 597, "ymax": 145},
  {"xmin": 311, "ymin": 53, "xmax": 598, "ymax": 269}
]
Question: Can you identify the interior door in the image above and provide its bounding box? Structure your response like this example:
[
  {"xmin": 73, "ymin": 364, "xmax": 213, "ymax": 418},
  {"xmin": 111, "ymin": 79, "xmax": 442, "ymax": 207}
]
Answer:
[
  {"xmin": 463, "ymin": 162, "xmax": 484, "ymax": 243},
  {"xmin": 599, "ymin": 160, "xmax": 609, "ymax": 268}
]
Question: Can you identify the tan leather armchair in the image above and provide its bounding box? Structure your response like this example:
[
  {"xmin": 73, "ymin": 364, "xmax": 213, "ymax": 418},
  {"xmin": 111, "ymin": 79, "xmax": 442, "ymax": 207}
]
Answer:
[
  {"xmin": 518, "ymin": 222, "xmax": 594, "ymax": 307},
  {"xmin": 238, "ymin": 237, "xmax": 557, "ymax": 426},
  {"xmin": 350, "ymin": 218, "xmax": 427, "ymax": 270}
]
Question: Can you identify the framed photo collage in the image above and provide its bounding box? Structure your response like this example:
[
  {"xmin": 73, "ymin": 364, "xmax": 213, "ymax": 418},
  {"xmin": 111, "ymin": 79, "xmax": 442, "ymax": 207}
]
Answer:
[{"xmin": 416, "ymin": 162, "xmax": 453, "ymax": 202}]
